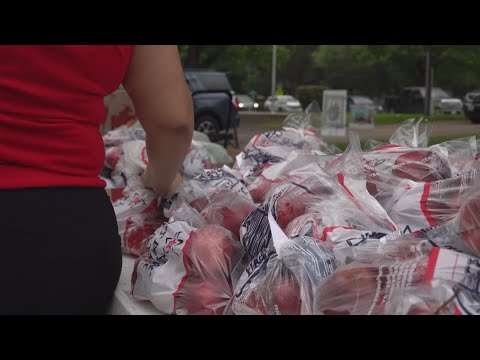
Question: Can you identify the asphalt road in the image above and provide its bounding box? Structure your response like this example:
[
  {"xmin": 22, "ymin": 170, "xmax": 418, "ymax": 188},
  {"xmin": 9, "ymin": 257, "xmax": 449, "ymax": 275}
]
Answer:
[{"xmin": 227, "ymin": 113, "xmax": 480, "ymax": 158}]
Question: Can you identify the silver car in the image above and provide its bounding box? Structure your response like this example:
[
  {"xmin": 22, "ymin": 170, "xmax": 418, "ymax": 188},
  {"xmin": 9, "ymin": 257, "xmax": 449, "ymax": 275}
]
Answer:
[
  {"xmin": 430, "ymin": 88, "xmax": 463, "ymax": 115},
  {"xmin": 264, "ymin": 95, "xmax": 303, "ymax": 112}
]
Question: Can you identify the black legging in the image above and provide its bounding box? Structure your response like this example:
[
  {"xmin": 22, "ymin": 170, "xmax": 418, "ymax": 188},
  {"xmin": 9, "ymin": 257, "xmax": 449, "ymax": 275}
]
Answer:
[{"xmin": 0, "ymin": 187, "xmax": 122, "ymax": 315}]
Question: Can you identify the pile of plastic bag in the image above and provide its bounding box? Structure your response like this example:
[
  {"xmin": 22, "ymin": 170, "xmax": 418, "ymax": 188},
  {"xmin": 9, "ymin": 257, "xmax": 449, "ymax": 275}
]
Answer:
[
  {"xmin": 100, "ymin": 120, "xmax": 234, "ymax": 191},
  {"xmin": 108, "ymin": 109, "xmax": 480, "ymax": 315}
]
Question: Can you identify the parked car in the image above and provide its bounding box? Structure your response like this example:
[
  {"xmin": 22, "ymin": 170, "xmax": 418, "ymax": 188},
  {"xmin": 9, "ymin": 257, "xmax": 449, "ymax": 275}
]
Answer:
[
  {"xmin": 347, "ymin": 95, "xmax": 383, "ymax": 113},
  {"xmin": 184, "ymin": 69, "xmax": 240, "ymax": 140},
  {"xmin": 384, "ymin": 87, "xmax": 463, "ymax": 115},
  {"xmin": 264, "ymin": 95, "xmax": 303, "ymax": 112},
  {"xmin": 463, "ymin": 89, "xmax": 480, "ymax": 123},
  {"xmin": 236, "ymin": 94, "xmax": 259, "ymax": 111}
]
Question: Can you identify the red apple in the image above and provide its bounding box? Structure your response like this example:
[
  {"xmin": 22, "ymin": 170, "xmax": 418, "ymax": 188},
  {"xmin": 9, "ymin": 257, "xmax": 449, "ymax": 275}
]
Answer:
[
  {"xmin": 186, "ymin": 225, "xmax": 241, "ymax": 278},
  {"xmin": 201, "ymin": 192, "xmax": 256, "ymax": 239},
  {"xmin": 315, "ymin": 266, "xmax": 387, "ymax": 315},
  {"xmin": 458, "ymin": 191, "xmax": 480, "ymax": 256},
  {"xmin": 392, "ymin": 150, "xmax": 451, "ymax": 182},
  {"xmin": 271, "ymin": 279, "xmax": 302, "ymax": 315},
  {"xmin": 178, "ymin": 279, "xmax": 229, "ymax": 315},
  {"xmin": 248, "ymin": 176, "xmax": 273, "ymax": 203}
]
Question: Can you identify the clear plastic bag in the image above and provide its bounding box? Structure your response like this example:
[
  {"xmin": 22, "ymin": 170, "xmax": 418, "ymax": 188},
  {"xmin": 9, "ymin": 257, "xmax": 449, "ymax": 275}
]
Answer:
[
  {"xmin": 247, "ymin": 151, "xmax": 302, "ymax": 203},
  {"xmin": 313, "ymin": 255, "xmax": 429, "ymax": 315},
  {"xmin": 385, "ymin": 251, "xmax": 480, "ymax": 315},
  {"xmin": 434, "ymin": 136, "xmax": 478, "ymax": 176},
  {"xmin": 234, "ymin": 131, "xmax": 309, "ymax": 185},
  {"xmin": 380, "ymin": 185, "xmax": 480, "ymax": 260},
  {"xmin": 120, "ymin": 212, "xmax": 165, "ymax": 257},
  {"xmin": 457, "ymin": 188, "xmax": 480, "ymax": 257},
  {"xmin": 240, "ymin": 138, "xmax": 397, "ymax": 261},
  {"xmin": 313, "ymin": 244, "xmax": 480, "ymax": 315},
  {"xmin": 388, "ymin": 118, "xmax": 432, "ymax": 148},
  {"xmin": 160, "ymin": 167, "xmax": 253, "ymax": 218},
  {"xmin": 113, "ymin": 187, "xmax": 162, "ymax": 256},
  {"xmin": 363, "ymin": 144, "xmax": 452, "ymax": 207},
  {"xmin": 233, "ymin": 205, "xmax": 337, "ymax": 315},
  {"xmin": 132, "ymin": 204, "xmax": 245, "ymax": 315},
  {"xmin": 234, "ymin": 106, "xmax": 337, "ymax": 185},
  {"xmin": 386, "ymin": 170, "xmax": 479, "ymax": 234},
  {"xmin": 200, "ymin": 189, "xmax": 256, "ymax": 239}
]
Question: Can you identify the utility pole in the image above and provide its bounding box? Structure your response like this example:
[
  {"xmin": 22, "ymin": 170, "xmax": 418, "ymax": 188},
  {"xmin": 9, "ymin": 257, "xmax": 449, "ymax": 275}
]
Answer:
[
  {"xmin": 424, "ymin": 48, "xmax": 432, "ymax": 116},
  {"xmin": 271, "ymin": 45, "xmax": 277, "ymax": 96}
]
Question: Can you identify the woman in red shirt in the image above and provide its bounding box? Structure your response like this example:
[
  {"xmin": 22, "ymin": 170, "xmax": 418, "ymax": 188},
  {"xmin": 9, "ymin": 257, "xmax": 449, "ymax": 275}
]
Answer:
[{"xmin": 0, "ymin": 45, "xmax": 194, "ymax": 314}]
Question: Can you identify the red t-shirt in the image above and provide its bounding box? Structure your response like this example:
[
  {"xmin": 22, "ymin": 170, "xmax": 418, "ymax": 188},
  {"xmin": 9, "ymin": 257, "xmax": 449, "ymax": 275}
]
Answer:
[{"xmin": 0, "ymin": 45, "xmax": 134, "ymax": 189}]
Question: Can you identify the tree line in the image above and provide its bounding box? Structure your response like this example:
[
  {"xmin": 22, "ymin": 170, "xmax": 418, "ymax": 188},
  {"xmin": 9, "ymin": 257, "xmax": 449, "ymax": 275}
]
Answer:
[{"xmin": 179, "ymin": 45, "xmax": 480, "ymax": 99}]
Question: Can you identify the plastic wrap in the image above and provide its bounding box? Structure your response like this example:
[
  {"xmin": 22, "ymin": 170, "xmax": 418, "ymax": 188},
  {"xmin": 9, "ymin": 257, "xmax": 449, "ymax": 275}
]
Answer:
[
  {"xmin": 160, "ymin": 167, "xmax": 253, "ymax": 218},
  {"xmin": 234, "ymin": 107, "xmax": 337, "ymax": 185},
  {"xmin": 200, "ymin": 190, "xmax": 256, "ymax": 239},
  {"xmin": 113, "ymin": 188, "xmax": 162, "ymax": 256},
  {"xmin": 435, "ymin": 136, "xmax": 478, "ymax": 176},
  {"xmin": 314, "ymin": 246, "xmax": 480, "ymax": 315},
  {"xmin": 132, "ymin": 205, "xmax": 244, "ymax": 315},
  {"xmin": 232, "ymin": 206, "xmax": 337, "ymax": 315},
  {"xmin": 363, "ymin": 144, "xmax": 453, "ymax": 207},
  {"xmin": 386, "ymin": 170, "xmax": 479, "ymax": 234},
  {"xmin": 240, "ymin": 139, "xmax": 397, "ymax": 261},
  {"xmin": 388, "ymin": 118, "xmax": 432, "ymax": 148}
]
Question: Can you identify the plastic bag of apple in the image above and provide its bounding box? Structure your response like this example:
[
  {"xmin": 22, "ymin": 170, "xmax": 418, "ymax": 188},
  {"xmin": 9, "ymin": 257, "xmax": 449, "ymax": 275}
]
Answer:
[
  {"xmin": 234, "ymin": 106, "xmax": 341, "ymax": 191},
  {"xmin": 131, "ymin": 203, "xmax": 248, "ymax": 315},
  {"xmin": 381, "ymin": 184, "xmax": 480, "ymax": 259},
  {"xmin": 313, "ymin": 236, "xmax": 480, "ymax": 315},
  {"xmin": 100, "ymin": 121, "xmax": 233, "ymax": 192},
  {"xmin": 231, "ymin": 138, "xmax": 402, "ymax": 315},
  {"xmin": 240, "ymin": 135, "xmax": 398, "ymax": 261},
  {"xmin": 120, "ymin": 112, "xmax": 480, "ymax": 315},
  {"xmin": 363, "ymin": 120, "xmax": 477, "ymax": 209},
  {"xmin": 114, "ymin": 139, "xmax": 252, "ymax": 257}
]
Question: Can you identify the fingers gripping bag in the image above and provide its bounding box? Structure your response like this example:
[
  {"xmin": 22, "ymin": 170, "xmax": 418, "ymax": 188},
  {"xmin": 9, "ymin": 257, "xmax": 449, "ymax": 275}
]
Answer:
[
  {"xmin": 385, "ymin": 169, "xmax": 479, "ymax": 235},
  {"xmin": 113, "ymin": 141, "xmax": 164, "ymax": 256},
  {"xmin": 232, "ymin": 207, "xmax": 337, "ymax": 315},
  {"xmin": 132, "ymin": 204, "xmax": 245, "ymax": 315}
]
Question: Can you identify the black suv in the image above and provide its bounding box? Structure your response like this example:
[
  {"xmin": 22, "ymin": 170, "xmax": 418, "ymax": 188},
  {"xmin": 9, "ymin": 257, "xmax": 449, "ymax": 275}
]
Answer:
[
  {"xmin": 184, "ymin": 69, "xmax": 240, "ymax": 140},
  {"xmin": 463, "ymin": 89, "xmax": 480, "ymax": 123}
]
